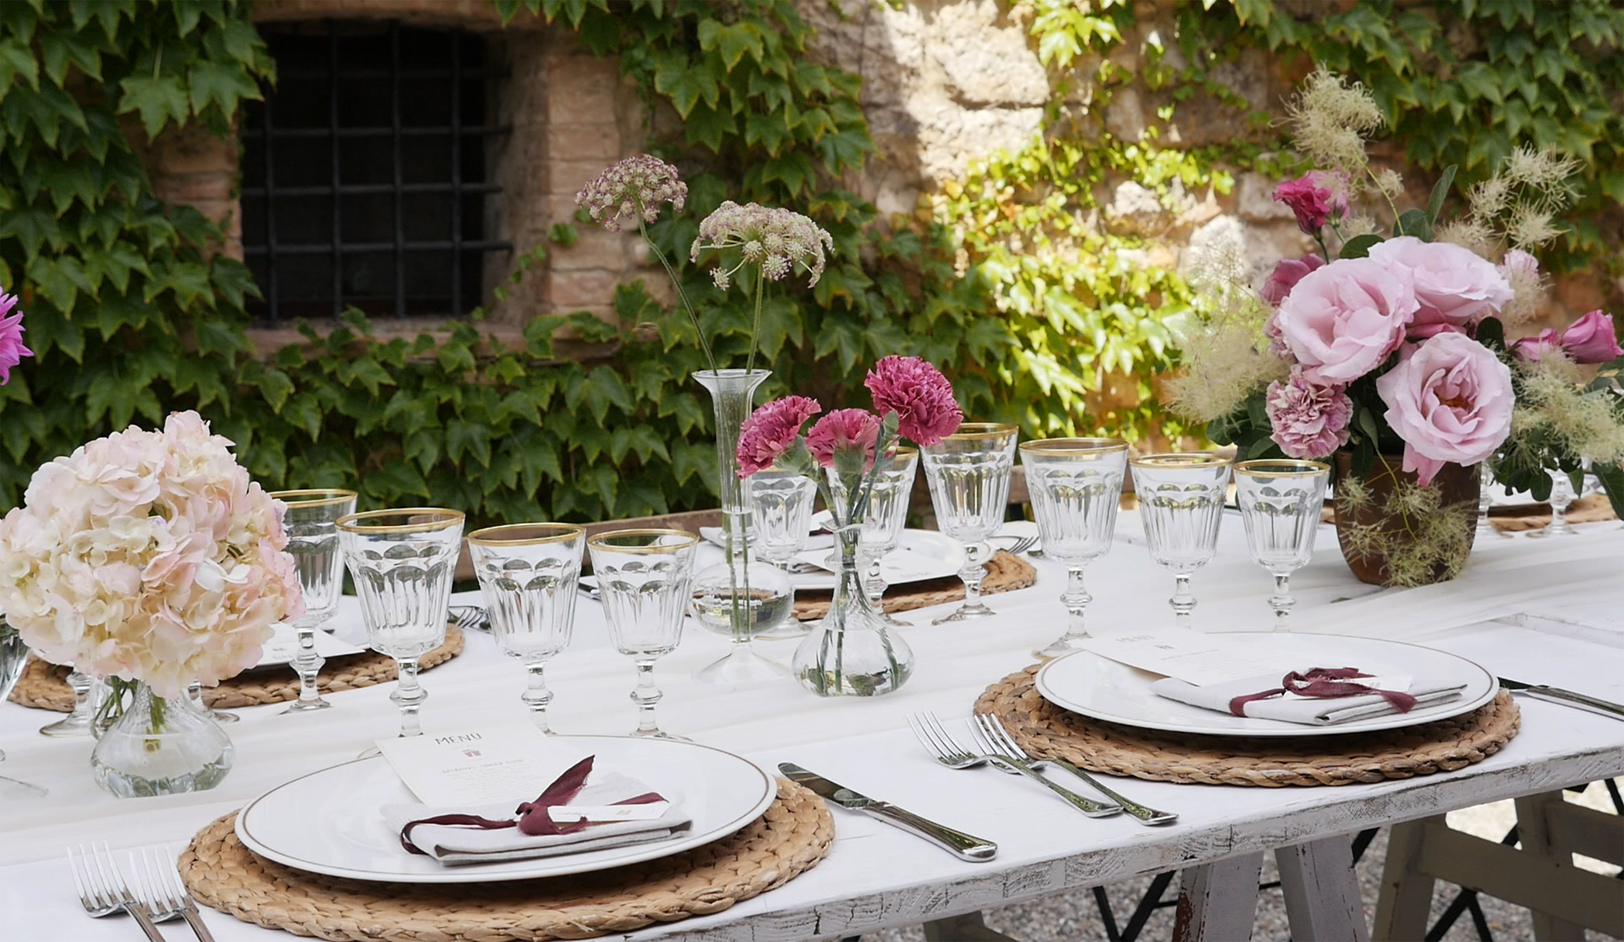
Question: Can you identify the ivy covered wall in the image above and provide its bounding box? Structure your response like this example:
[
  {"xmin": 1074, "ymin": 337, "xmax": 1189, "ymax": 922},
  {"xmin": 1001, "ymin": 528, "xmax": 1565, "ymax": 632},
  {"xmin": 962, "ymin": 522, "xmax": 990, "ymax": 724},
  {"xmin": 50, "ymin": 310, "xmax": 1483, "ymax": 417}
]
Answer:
[{"xmin": 0, "ymin": 0, "xmax": 1619, "ymax": 525}]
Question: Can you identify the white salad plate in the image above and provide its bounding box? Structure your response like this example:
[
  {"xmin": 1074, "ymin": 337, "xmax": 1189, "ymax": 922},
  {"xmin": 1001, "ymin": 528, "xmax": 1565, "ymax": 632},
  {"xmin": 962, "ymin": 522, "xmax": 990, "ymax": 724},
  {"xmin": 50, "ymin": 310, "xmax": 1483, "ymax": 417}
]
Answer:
[
  {"xmin": 1035, "ymin": 633, "xmax": 1497, "ymax": 738},
  {"xmin": 235, "ymin": 735, "xmax": 776, "ymax": 883},
  {"xmin": 692, "ymin": 528, "xmax": 965, "ymax": 591}
]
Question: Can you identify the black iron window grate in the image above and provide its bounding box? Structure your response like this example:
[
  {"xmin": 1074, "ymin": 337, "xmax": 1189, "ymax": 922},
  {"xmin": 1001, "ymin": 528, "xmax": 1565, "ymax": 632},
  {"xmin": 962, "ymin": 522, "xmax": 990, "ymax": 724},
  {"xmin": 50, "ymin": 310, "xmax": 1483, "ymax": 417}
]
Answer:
[{"xmin": 241, "ymin": 20, "xmax": 513, "ymax": 323}]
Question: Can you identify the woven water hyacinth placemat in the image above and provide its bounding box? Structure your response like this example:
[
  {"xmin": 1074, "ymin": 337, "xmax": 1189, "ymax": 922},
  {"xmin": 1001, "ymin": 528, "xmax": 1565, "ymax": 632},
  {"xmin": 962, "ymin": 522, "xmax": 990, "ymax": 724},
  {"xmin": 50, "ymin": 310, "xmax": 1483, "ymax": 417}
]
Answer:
[
  {"xmin": 792, "ymin": 549, "xmax": 1035, "ymax": 621},
  {"xmin": 1320, "ymin": 492, "xmax": 1616, "ymax": 531},
  {"xmin": 179, "ymin": 778, "xmax": 833, "ymax": 942},
  {"xmin": 8, "ymin": 622, "xmax": 465, "ymax": 712},
  {"xmin": 975, "ymin": 666, "xmax": 1519, "ymax": 787}
]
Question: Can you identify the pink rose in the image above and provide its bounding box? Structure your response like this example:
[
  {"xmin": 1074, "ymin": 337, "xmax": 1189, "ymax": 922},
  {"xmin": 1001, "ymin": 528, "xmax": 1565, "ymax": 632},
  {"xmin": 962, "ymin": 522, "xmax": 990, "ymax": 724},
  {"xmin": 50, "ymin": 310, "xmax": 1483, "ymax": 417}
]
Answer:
[
  {"xmin": 1368, "ymin": 237, "xmax": 1513, "ymax": 339},
  {"xmin": 736, "ymin": 395, "xmax": 821, "ymax": 477},
  {"xmin": 1509, "ymin": 328, "xmax": 1561, "ymax": 362},
  {"xmin": 1265, "ymin": 370, "xmax": 1354, "ymax": 460},
  {"xmin": 1261, "ymin": 253, "xmax": 1326, "ymax": 307},
  {"xmin": 805, "ymin": 409, "xmax": 881, "ymax": 469},
  {"xmin": 1555, "ymin": 309, "xmax": 1623, "ymax": 364},
  {"xmin": 864, "ymin": 355, "xmax": 963, "ymax": 446},
  {"xmin": 1275, "ymin": 257, "xmax": 1418, "ymax": 385},
  {"xmin": 1273, "ymin": 172, "xmax": 1339, "ymax": 234},
  {"xmin": 1376, "ymin": 331, "xmax": 1514, "ymax": 487}
]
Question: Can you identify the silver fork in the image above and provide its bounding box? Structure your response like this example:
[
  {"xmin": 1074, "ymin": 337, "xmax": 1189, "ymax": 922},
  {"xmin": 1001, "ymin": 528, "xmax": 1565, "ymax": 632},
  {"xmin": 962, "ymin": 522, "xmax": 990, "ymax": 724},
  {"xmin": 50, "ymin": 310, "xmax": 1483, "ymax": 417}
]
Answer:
[
  {"xmin": 69, "ymin": 843, "xmax": 168, "ymax": 942},
  {"xmin": 140, "ymin": 846, "xmax": 215, "ymax": 942},
  {"xmin": 909, "ymin": 712, "xmax": 1120, "ymax": 817},
  {"xmin": 993, "ymin": 535, "xmax": 1038, "ymax": 556},
  {"xmin": 448, "ymin": 605, "xmax": 487, "ymax": 632},
  {"xmin": 976, "ymin": 713, "xmax": 1177, "ymax": 826}
]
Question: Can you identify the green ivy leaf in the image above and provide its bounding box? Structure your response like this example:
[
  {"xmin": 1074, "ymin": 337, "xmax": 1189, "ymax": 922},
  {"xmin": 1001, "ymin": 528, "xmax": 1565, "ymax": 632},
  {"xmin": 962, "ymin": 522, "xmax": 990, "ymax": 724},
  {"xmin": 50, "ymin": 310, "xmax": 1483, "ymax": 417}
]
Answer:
[
  {"xmin": 117, "ymin": 75, "xmax": 188, "ymax": 139},
  {"xmin": 1339, "ymin": 233, "xmax": 1384, "ymax": 259}
]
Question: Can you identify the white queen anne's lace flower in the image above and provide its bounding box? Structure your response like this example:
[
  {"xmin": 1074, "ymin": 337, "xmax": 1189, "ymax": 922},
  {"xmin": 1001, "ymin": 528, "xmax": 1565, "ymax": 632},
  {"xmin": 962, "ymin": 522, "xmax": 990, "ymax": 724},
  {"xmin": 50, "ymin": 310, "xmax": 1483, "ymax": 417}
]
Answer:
[
  {"xmin": 575, "ymin": 154, "xmax": 687, "ymax": 232},
  {"xmin": 0, "ymin": 412, "xmax": 304, "ymax": 699},
  {"xmin": 690, "ymin": 201, "xmax": 835, "ymax": 289}
]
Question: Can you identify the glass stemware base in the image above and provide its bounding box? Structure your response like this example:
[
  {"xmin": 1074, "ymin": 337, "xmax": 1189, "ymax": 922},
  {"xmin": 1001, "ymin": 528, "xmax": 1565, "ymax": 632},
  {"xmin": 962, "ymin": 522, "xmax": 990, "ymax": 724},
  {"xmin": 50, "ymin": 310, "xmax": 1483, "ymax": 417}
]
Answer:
[
  {"xmin": 1034, "ymin": 566, "xmax": 1093, "ymax": 660},
  {"xmin": 39, "ymin": 669, "xmax": 99, "ymax": 737},
  {"xmin": 931, "ymin": 544, "xmax": 996, "ymax": 624}
]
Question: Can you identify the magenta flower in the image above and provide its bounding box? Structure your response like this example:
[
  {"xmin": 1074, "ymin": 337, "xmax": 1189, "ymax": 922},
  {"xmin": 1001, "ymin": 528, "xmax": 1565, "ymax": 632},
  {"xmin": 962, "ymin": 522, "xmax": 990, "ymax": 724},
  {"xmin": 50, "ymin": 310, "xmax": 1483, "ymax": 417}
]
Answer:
[
  {"xmin": 1260, "ymin": 253, "xmax": 1325, "ymax": 307},
  {"xmin": 864, "ymin": 355, "xmax": 963, "ymax": 446},
  {"xmin": 735, "ymin": 395, "xmax": 821, "ymax": 477},
  {"xmin": 1273, "ymin": 172, "xmax": 1337, "ymax": 234},
  {"xmin": 0, "ymin": 290, "xmax": 33, "ymax": 385},
  {"xmin": 1264, "ymin": 370, "xmax": 1353, "ymax": 460},
  {"xmin": 805, "ymin": 408, "xmax": 881, "ymax": 469}
]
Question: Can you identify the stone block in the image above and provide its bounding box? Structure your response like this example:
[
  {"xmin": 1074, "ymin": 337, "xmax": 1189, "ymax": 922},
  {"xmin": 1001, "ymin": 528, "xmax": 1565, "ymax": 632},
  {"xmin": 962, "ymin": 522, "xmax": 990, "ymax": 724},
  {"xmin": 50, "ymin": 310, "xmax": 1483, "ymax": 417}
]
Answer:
[
  {"xmin": 1237, "ymin": 172, "xmax": 1295, "ymax": 223},
  {"xmin": 152, "ymin": 124, "xmax": 237, "ymax": 176},
  {"xmin": 548, "ymin": 56, "xmax": 620, "ymax": 124},
  {"xmin": 547, "ymin": 123, "xmax": 622, "ymax": 163},
  {"xmin": 549, "ymin": 229, "xmax": 628, "ymax": 271},
  {"xmin": 1104, "ymin": 181, "xmax": 1169, "ymax": 236},
  {"xmin": 1105, "ymin": 88, "xmax": 1145, "ymax": 141},
  {"xmin": 545, "ymin": 268, "xmax": 622, "ymax": 310},
  {"xmin": 927, "ymin": 0, "xmax": 1049, "ymax": 107},
  {"xmin": 153, "ymin": 172, "xmax": 235, "ymax": 203}
]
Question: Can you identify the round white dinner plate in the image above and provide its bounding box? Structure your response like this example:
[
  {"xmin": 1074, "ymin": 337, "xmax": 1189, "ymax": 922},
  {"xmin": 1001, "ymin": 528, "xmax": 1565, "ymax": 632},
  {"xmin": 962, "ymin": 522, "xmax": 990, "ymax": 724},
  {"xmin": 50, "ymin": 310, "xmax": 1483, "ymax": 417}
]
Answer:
[
  {"xmin": 235, "ymin": 735, "xmax": 775, "ymax": 883},
  {"xmin": 1034, "ymin": 633, "xmax": 1497, "ymax": 738}
]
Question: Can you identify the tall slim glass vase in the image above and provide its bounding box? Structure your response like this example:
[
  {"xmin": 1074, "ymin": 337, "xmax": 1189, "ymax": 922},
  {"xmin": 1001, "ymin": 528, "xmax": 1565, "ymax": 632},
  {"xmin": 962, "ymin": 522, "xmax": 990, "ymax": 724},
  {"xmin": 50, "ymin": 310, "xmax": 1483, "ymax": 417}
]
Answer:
[{"xmin": 689, "ymin": 369, "xmax": 793, "ymax": 685}]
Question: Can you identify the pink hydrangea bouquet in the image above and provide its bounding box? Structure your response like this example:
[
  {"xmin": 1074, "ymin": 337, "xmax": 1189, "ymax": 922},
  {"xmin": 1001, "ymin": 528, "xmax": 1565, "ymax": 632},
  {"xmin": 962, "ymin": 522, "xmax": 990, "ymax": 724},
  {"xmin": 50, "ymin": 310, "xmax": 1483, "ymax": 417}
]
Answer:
[
  {"xmin": 1170, "ymin": 70, "xmax": 1624, "ymax": 584},
  {"xmin": 0, "ymin": 412, "xmax": 304, "ymax": 700}
]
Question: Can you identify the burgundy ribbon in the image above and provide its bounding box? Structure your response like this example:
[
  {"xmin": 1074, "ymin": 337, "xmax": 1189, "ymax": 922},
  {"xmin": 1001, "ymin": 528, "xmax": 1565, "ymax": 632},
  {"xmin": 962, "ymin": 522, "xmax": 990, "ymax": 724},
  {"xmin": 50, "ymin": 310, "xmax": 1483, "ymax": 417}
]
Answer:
[
  {"xmin": 399, "ymin": 755, "xmax": 667, "ymax": 854},
  {"xmin": 1227, "ymin": 667, "xmax": 1419, "ymax": 717}
]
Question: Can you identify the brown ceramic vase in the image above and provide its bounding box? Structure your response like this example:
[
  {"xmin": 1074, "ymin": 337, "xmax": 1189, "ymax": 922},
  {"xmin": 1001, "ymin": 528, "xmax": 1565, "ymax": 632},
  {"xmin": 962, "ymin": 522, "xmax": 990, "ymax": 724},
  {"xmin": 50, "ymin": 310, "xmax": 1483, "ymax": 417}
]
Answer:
[{"xmin": 1332, "ymin": 452, "xmax": 1481, "ymax": 586}]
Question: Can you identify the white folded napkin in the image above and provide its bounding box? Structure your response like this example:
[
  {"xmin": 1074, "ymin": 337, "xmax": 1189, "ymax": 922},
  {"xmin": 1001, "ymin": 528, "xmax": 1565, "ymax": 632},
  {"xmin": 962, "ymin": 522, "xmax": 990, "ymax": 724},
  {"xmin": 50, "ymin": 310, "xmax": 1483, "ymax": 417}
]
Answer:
[
  {"xmin": 1150, "ymin": 671, "xmax": 1467, "ymax": 726},
  {"xmin": 383, "ymin": 771, "xmax": 690, "ymax": 865}
]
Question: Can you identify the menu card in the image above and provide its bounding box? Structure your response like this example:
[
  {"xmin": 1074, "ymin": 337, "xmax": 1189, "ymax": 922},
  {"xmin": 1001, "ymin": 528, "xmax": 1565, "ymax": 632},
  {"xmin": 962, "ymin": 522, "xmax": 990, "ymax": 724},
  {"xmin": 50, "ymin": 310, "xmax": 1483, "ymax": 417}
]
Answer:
[
  {"xmin": 377, "ymin": 723, "xmax": 588, "ymax": 805},
  {"xmin": 1079, "ymin": 631, "xmax": 1275, "ymax": 685},
  {"xmin": 254, "ymin": 623, "xmax": 364, "ymax": 667}
]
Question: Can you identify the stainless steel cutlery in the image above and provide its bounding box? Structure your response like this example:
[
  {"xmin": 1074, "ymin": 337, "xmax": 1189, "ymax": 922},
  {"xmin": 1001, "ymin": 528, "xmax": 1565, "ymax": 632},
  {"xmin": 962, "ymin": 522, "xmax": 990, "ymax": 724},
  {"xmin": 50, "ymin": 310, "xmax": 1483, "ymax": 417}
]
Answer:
[
  {"xmin": 779, "ymin": 762, "xmax": 997, "ymax": 861},
  {"xmin": 909, "ymin": 711, "xmax": 1119, "ymax": 817},
  {"xmin": 1499, "ymin": 677, "xmax": 1624, "ymax": 721},
  {"xmin": 70, "ymin": 843, "xmax": 214, "ymax": 942},
  {"xmin": 974, "ymin": 713, "xmax": 1177, "ymax": 826}
]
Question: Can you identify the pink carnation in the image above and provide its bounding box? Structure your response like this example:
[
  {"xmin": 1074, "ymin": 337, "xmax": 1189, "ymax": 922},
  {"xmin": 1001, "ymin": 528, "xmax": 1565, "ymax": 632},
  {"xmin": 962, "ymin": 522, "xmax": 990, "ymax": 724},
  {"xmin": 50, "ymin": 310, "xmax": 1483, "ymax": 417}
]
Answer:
[
  {"xmin": 805, "ymin": 408, "xmax": 881, "ymax": 469},
  {"xmin": 736, "ymin": 395, "xmax": 821, "ymax": 477},
  {"xmin": 1264, "ymin": 371, "xmax": 1353, "ymax": 460},
  {"xmin": 1274, "ymin": 172, "xmax": 1341, "ymax": 235},
  {"xmin": 864, "ymin": 355, "xmax": 963, "ymax": 446},
  {"xmin": 0, "ymin": 289, "xmax": 33, "ymax": 385}
]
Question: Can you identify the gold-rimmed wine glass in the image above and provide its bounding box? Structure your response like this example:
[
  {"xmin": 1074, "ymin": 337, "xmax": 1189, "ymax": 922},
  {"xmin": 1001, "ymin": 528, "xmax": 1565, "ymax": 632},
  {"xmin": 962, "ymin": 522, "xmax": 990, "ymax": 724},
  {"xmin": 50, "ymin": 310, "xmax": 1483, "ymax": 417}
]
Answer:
[
  {"xmin": 467, "ymin": 523, "xmax": 585, "ymax": 733},
  {"xmin": 337, "ymin": 508, "xmax": 464, "ymax": 748},
  {"xmin": 1129, "ymin": 452, "xmax": 1232, "ymax": 630},
  {"xmin": 587, "ymin": 529, "xmax": 698, "ymax": 740},
  {"xmin": 1232, "ymin": 460, "xmax": 1330, "ymax": 631},
  {"xmin": 270, "ymin": 488, "xmax": 358, "ymax": 714},
  {"xmin": 1018, "ymin": 438, "xmax": 1127, "ymax": 658}
]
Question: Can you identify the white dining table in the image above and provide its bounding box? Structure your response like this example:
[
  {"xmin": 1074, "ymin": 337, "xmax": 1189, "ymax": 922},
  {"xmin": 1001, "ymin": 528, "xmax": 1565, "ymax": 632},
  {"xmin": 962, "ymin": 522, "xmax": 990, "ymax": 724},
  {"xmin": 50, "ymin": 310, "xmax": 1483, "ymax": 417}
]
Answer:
[{"xmin": 2, "ymin": 511, "xmax": 1621, "ymax": 941}]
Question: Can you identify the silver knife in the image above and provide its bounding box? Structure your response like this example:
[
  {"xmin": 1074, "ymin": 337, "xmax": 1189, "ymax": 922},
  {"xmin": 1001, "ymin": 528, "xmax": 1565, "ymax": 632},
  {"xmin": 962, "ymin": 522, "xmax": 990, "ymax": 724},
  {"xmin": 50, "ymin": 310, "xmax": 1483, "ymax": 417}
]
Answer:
[
  {"xmin": 1499, "ymin": 677, "xmax": 1624, "ymax": 721},
  {"xmin": 779, "ymin": 763, "xmax": 997, "ymax": 861}
]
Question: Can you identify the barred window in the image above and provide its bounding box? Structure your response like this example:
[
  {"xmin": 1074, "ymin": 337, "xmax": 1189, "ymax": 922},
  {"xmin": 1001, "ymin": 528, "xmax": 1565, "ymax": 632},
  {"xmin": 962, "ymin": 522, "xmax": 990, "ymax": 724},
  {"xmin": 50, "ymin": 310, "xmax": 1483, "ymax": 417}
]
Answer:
[{"xmin": 240, "ymin": 20, "xmax": 512, "ymax": 323}]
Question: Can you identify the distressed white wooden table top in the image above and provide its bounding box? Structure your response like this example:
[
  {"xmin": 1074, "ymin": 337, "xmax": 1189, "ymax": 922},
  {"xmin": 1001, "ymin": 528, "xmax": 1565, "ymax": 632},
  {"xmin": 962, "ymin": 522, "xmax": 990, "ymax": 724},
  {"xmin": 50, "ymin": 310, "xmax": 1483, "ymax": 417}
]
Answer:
[{"xmin": 2, "ymin": 514, "xmax": 1620, "ymax": 941}]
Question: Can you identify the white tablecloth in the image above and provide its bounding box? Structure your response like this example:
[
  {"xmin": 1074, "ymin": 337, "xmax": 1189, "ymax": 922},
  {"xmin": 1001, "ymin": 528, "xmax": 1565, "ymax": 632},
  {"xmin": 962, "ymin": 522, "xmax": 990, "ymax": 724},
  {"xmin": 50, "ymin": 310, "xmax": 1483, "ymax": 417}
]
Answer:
[{"xmin": 2, "ymin": 513, "xmax": 1621, "ymax": 940}]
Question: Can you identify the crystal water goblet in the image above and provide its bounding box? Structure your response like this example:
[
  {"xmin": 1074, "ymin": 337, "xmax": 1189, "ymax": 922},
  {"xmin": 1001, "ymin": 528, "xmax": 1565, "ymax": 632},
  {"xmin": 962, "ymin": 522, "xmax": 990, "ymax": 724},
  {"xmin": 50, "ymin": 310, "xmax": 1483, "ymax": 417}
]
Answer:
[
  {"xmin": 38, "ymin": 666, "xmax": 100, "ymax": 737},
  {"xmin": 1528, "ymin": 469, "xmax": 1579, "ymax": 538},
  {"xmin": 337, "ymin": 508, "xmax": 464, "ymax": 749},
  {"xmin": 467, "ymin": 523, "xmax": 585, "ymax": 734},
  {"xmin": 827, "ymin": 447, "xmax": 919, "ymax": 624},
  {"xmin": 587, "ymin": 529, "xmax": 698, "ymax": 740},
  {"xmin": 1475, "ymin": 462, "xmax": 1511, "ymax": 539},
  {"xmin": 0, "ymin": 624, "xmax": 47, "ymax": 798},
  {"xmin": 1018, "ymin": 438, "xmax": 1128, "ymax": 658},
  {"xmin": 1129, "ymin": 452, "xmax": 1233, "ymax": 630},
  {"xmin": 922, "ymin": 424, "xmax": 1019, "ymax": 624},
  {"xmin": 747, "ymin": 468, "xmax": 819, "ymax": 640},
  {"xmin": 1232, "ymin": 459, "xmax": 1330, "ymax": 632},
  {"xmin": 271, "ymin": 488, "xmax": 358, "ymax": 714},
  {"xmin": 749, "ymin": 468, "xmax": 819, "ymax": 569}
]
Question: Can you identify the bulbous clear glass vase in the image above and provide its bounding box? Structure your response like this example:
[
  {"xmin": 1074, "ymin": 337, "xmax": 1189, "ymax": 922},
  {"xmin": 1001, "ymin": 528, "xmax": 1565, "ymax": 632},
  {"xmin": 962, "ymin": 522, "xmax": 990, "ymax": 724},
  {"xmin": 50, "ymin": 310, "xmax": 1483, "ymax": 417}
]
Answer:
[
  {"xmin": 792, "ymin": 527, "xmax": 914, "ymax": 697},
  {"xmin": 90, "ymin": 683, "xmax": 234, "ymax": 798}
]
